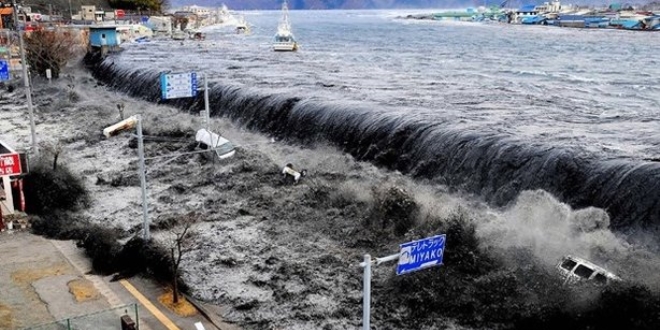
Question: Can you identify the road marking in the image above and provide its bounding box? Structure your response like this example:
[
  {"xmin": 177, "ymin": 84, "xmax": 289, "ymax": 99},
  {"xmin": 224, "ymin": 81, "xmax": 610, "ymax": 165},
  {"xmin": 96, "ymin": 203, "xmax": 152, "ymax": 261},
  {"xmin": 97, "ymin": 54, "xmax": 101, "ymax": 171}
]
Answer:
[
  {"xmin": 50, "ymin": 239, "xmax": 155, "ymax": 330},
  {"xmin": 120, "ymin": 279, "xmax": 180, "ymax": 330}
]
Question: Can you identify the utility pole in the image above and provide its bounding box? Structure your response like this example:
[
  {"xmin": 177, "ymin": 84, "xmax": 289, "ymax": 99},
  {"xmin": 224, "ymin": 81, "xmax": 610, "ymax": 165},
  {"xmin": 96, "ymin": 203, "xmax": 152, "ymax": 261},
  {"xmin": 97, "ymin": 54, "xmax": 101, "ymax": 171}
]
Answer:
[
  {"xmin": 68, "ymin": 0, "xmax": 73, "ymax": 20},
  {"xmin": 136, "ymin": 115, "xmax": 150, "ymax": 240},
  {"xmin": 102, "ymin": 115, "xmax": 150, "ymax": 240},
  {"xmin": 11, "ymin": 0, "xmax": 38, "ymax": 156},
  {"xmin": 203, "ymin": 73, "xmax": 210, "ymax": 131}
]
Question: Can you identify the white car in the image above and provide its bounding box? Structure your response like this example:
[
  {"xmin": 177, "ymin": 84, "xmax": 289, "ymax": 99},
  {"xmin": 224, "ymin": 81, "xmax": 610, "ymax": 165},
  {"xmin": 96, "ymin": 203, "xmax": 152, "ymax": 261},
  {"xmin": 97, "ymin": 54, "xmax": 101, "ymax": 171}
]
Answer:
[{"xmin": 556, "ymin": 255, "xmax": 621, "ymax": 285}]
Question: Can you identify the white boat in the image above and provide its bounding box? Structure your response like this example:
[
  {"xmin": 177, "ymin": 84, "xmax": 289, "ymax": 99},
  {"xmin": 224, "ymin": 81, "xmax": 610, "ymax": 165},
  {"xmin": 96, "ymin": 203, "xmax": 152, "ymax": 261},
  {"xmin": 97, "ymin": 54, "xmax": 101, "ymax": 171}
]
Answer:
[
  {"xmin": 235, "ymin": 16, "xmax": 250, "ymax": 34},
  {"xmin": 273, "ymin": 1, "xmax": 298, "ymax": 52},
  {"xmin": 172, "ymin": 30, "xmax": 187, "ymax": 40}
]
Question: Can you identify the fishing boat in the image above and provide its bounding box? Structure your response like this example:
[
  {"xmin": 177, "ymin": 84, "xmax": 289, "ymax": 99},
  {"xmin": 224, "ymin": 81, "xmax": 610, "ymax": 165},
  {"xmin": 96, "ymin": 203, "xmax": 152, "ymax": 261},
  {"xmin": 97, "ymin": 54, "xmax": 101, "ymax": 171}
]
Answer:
[
  {"xmin": 236, "ymin": 16, "xmax": 250, "ymax": 34},
  {"xmin": 172, "ymin": 29, "xmax": 187, "ymax": 41},
  {"xmin": 273, "ymin": 0, "xmax": 298, "ymax": 52}
]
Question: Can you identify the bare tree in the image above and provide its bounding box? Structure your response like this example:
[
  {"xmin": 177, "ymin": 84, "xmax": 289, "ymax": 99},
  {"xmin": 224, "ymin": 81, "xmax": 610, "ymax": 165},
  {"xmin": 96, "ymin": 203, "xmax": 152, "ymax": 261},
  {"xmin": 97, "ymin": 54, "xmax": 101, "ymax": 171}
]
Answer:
[
  {"xmin": 24, "ymin": 30, "xmax": 84, "ymax": 79},
  {"xmin": 155, "ymin": 0, "xmax": 171, "ymax": 13},
  {"xmin": 66, "ymin": 75, "xmax": 79, "ymax": 102},
  {"xmin": 166, "ymin": 214, "xmax": 198, "ymax": 304},
  {"xmin": 40, "ymin": 139, "xmax": 63, "ymax": 171},
  {"xmin": 117, "ymin": 102, "xmax": 125, "ymax": 120}
]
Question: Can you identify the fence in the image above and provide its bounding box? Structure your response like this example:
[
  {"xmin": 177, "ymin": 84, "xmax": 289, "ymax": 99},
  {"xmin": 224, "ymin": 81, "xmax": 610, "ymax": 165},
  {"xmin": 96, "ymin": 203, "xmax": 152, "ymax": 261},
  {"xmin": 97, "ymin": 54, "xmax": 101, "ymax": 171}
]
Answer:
[{"xmin": 22, "ymin": 303, "xmax": 139, "ymax": 330}]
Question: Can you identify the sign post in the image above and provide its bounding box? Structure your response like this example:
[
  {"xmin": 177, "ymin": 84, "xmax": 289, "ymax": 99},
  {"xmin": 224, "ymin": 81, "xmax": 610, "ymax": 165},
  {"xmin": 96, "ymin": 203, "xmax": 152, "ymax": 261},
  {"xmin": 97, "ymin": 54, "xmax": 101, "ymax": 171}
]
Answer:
[
  {"xmin": 135, "ymin": 115, "xmax": 149, "ymax": 240},
  {"xmin": 359, "ymin": 234, "xmax": 446, "ymax": 330},
  {"xmin": 11, "ymin": 0, "xmax": 38, "ymax": 156},
  {"xmin": 203, "ymin": 73, "xmax": 210, "ymax": 130},
  {"xmin": 362, "ymin": 254, "xmax": 371, "ymax": 330}
]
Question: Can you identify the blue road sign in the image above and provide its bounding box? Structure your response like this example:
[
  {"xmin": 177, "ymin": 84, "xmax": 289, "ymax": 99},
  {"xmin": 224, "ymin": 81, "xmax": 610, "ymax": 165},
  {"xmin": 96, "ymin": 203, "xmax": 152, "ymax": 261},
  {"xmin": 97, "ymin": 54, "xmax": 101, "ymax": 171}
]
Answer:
[
  {"xmin": 0, "ymin": 60, "xmax": 9, "ymax": 81},
  {"xmin": 396, "ymin": 234, "xmax": 446, "ymax": 275},
  {"xmin": 160, "ymin": 72, "xmax": 198, "ymax": 100}
]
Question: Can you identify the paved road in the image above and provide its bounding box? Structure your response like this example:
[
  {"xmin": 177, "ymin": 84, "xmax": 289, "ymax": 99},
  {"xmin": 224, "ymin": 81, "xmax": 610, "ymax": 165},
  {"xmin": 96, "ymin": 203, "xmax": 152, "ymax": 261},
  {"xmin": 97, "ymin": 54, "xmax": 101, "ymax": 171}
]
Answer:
[{"xmin": 0, "ymin": 231, "xmax": 236, "ymax": 330}]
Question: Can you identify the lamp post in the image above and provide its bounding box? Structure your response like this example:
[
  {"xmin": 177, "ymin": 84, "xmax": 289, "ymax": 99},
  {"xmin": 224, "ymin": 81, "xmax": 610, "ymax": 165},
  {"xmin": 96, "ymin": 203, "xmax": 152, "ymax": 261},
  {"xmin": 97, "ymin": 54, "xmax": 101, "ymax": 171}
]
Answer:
[
  {"xmin": 135, "ymin": 115, "xmax": 149, "ymax": 240},
  {"xmin": 11, "ymin": 0, "xmax": 37, "ymax": 156},
  {"xmin": 103, "ymin": 115, "xmax": 150, "ymax": 240}
]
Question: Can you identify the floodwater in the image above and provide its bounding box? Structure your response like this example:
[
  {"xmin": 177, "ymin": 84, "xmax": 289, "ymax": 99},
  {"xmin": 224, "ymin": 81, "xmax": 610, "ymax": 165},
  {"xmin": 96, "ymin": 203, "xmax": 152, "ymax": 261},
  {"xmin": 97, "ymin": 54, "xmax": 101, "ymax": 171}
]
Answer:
[
  {"xmin": 102, "ymin": 10, "xmax": 660, "ymax": 235},
  {"xmin": 83, "ymin": 9, "xmax": 660, "ymax": 330}
]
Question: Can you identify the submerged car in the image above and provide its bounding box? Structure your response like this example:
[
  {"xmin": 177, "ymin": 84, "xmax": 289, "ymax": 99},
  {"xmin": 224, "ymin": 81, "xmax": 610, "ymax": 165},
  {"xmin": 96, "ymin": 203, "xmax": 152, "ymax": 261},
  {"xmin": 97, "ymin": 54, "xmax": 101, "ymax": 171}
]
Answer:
[{"xmin": 556, "ymin": 255, "xmax": 621, "ymax": 285}]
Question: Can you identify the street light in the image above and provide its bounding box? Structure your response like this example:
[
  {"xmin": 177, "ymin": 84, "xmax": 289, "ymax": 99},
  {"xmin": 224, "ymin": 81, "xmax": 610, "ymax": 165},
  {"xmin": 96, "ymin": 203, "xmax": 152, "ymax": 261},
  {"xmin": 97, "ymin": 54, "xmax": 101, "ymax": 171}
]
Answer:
[
  {"xmin": 103, "ymin": 115, "xmax": 150, "ymax": 240},
  {"xmin": 11, "ymin": 0, "xmax": 37, "ymax": 156}
]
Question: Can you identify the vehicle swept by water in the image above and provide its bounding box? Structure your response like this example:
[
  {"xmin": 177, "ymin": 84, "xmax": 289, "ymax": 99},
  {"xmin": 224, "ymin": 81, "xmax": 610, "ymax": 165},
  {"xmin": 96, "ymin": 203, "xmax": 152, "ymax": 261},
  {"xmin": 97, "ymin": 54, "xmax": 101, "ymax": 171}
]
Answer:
[
  {"xmin": 556, "ymin": 255, "xmax": 621, "ymax": 285},
  {"xmin": 195, "ymin": 129, "xmax": 235, "ymax": 159},
  {"xmin": 273, "ymin": 0, "xmax": 298, "ymax": 51}
]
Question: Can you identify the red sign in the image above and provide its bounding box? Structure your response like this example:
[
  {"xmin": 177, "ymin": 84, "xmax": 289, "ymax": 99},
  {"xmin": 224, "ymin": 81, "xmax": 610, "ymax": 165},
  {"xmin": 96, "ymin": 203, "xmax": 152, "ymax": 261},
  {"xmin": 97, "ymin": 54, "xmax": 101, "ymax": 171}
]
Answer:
[
  {"xmin": 115, "ymin": 9, "xmax": 125, "ymax": 18},
  {"xmin": 0, "ymin": 153, "xmax": 21, "ymax": 176}
]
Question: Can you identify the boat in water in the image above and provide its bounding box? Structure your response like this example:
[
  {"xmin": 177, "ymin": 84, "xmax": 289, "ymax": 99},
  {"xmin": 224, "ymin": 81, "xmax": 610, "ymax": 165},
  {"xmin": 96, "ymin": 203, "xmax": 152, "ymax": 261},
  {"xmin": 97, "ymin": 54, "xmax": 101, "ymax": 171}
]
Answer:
[
  {"xmin": 172, "ymin": 29, "xmax": 187, "ymax": 40},
  {"xmin": 236, "ymin": 16, "xmax": 250, "ymax": 34},
  {"xmin": 273, "ymin": 0, "xmax": 298, "ymax": 51}
]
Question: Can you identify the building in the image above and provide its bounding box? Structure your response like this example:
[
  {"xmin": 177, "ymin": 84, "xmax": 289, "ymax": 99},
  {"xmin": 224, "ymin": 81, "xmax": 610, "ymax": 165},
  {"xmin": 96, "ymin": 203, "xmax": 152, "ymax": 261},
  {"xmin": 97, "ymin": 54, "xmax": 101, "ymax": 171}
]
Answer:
[
  {"xmin": 0, "ymin": 6, "xmax": 13, "ymax": 29},
  {"xmin": 0, "ymin": 140, "xmax": 27, "ymax": 225},
  {"xmin": 182, "ymin": 5, "xmax": 211, "ymax": 16},
  {"xmin": 146, "ymin": 16, "xmax": 173, "ymax": 36},
  {"xmin": 88, "ymin": 26, "xmax": 120, "ymax": 56},
  {"xmin": 81, "ymin": 5, "xmax": 96, "ymax": 21}
]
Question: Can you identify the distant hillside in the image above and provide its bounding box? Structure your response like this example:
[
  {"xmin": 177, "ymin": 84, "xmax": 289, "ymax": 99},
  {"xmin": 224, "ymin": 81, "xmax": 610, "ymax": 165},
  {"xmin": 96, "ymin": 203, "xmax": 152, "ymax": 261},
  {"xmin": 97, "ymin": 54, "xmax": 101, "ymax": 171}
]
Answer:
[
  {"xmin": 169, "ymin": 0, "xmax": 657, "ymax": 10},
  {"xmin": 26, "ymin": 0, "xmax": 111, "ymax": 16},
  {"xmin": 169, "ymin": 0, "xmax": 463, "ymax": 10},
  {"xmin": 28, "ymin": 0, "xmax": 658, "ymax": 13}
]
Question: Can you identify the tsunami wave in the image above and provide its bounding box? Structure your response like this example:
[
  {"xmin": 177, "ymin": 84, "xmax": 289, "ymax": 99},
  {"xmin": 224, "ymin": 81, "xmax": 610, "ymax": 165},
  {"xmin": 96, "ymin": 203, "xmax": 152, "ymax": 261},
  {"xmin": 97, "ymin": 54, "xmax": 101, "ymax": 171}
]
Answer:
[{"xmin": 85, "ymin": 52, "xmax": 660, "ymax": 240}]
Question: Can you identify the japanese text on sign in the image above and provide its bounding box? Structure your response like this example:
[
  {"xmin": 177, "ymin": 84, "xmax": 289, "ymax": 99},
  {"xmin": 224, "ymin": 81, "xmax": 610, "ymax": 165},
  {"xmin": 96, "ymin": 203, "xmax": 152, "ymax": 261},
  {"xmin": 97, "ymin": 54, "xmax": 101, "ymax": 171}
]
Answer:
[
  {"xmin": 396, "ymin": 234, "xmax": 446, "ymax": 275},
  {"xmin": 0, "ymin": 153, "xmax": 22, "ymax": 176}
]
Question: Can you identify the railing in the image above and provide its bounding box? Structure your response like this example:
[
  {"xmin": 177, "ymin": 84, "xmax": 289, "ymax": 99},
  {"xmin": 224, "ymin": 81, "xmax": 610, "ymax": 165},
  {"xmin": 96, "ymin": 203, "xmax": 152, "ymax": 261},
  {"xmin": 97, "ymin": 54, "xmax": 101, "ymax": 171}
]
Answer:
[{"xmin": 22, "ymin": 303, "xmax": 140, "ymax": 330}]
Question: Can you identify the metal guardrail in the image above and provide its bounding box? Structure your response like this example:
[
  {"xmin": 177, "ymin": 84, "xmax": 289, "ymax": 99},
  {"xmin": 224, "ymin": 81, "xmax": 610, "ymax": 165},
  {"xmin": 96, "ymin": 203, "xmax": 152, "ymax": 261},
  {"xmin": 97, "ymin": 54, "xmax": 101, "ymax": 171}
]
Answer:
[{"xmin": 22, "ymin": 303, "xmax": 140, "ymax": 330}]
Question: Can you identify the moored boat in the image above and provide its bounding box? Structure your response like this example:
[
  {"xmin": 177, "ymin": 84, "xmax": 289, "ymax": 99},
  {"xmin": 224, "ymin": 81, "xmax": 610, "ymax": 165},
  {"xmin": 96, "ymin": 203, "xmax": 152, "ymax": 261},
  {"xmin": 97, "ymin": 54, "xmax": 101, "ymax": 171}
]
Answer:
[
  {"xmin": 273, "ymin": 0, "xmax": 298, "ymax": 52},
  {"xmin": 236, "ymin": 16, "xmax": 250, "ymax": 34}
]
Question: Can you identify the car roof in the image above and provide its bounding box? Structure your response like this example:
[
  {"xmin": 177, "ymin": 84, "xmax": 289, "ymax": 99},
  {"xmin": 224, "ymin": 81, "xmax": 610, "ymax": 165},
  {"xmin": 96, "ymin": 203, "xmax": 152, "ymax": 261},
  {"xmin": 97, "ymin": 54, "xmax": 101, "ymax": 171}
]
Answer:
[{"xmin": 561, "ymin": 255, "xmax": 621, "ymax": 280}]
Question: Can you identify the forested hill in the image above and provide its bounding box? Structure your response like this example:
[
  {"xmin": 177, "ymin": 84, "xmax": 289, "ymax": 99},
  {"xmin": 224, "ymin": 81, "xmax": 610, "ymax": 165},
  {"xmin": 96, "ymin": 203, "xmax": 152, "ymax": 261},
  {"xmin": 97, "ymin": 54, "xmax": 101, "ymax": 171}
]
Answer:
[{"xmin": 26, "ymin": 0, "xmax": 111, "ymax": 15}]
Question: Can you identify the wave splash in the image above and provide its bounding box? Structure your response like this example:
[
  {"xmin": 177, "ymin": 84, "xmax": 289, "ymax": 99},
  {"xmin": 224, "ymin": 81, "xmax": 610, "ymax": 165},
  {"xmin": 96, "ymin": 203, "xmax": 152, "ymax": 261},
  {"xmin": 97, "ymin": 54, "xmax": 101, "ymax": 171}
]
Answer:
[{"xmin": 85, "ymin": 52, "xmax": 660, "ymax": 240}]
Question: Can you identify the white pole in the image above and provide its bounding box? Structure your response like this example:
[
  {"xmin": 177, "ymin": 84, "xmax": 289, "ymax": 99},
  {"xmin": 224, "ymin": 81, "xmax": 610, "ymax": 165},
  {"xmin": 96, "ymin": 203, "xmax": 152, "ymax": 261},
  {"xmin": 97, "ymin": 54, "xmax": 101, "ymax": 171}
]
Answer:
[
  {"xmin": 363, "ymin": 254, "xmax": 371, "ymax": 330},
  {"xmin": 359, "ymin": 252, "xmax": 399, "ymax": 330},
  {"xmin": 136, "ymin": 115, "xmax": 149, "ymax": 240},
  {"xmin": 12, "ymin": 0, "xmax": 37, "ymax": 156},
  {"xmin": 203, "ymin": 73, "xmax": 210, "ymax": 130}
]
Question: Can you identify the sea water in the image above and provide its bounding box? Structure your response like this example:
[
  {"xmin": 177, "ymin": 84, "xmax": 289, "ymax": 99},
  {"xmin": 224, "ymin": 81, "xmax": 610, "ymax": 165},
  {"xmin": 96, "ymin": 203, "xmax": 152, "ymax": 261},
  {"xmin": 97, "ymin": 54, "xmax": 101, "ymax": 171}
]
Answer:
[{"xmin": 101, "ymin": 9, "xmax": 660, "ymax": 234}]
